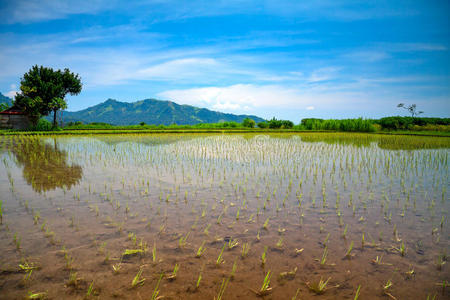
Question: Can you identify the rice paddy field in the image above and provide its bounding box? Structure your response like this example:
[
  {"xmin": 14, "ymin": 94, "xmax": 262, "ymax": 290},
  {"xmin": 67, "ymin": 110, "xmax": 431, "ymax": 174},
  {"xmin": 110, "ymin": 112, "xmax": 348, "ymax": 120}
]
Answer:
[{"xmin": 0, "ymin": 132, "xmax": 448, "ymax": 300}]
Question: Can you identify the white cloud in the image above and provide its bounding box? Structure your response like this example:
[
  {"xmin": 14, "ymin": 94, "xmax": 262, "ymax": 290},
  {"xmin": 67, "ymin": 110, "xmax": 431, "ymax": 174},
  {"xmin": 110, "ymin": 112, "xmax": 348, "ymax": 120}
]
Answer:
[
  {"xmin": 381, "ymin": 43, "xmax": 447, "ymax": 52},
  {"xmin": 342, "ymin": 50, "xmax": 390, "ymax": 62},
  {"xmin": 136, "ymin": 58, "xmax": 219, "ymax": 81},
  {"xmin": 5, "ymin": 90, "xmax": 17, "ymax": 98},
  {"xmin": 157, "ymin": 83, "xmax": 360, "ymax": 115},
  {"xmin": 306, "ymin": 106, "xmax": 315, "ymax": 110},
  {"xmin": 1, "ymin": 0, "xmax": 112, "ymax": 24},
  {"xmin": 212, "ymin": 102, "xmax": 241, "ymax": 111},
  {"xmin": 308, "ymin": 67, "xmax": 339, "ymax": 82}
]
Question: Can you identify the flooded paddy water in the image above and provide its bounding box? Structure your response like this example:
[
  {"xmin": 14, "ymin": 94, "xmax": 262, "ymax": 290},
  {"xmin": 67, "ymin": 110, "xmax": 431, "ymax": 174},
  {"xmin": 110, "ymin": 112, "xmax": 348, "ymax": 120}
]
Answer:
[{"xmin": 0, "ymin": 132, "xmax": 448, "ymax": 300}]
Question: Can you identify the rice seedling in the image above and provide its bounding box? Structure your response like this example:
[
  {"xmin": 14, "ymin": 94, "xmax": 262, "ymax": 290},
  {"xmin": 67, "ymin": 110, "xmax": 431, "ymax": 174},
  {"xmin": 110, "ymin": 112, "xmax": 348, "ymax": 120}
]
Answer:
[
  {"xmin": 167, "ymin": 263, "xmax": 179, "ymax": 281},
  {"xmin": 277, "ymin": 226, "xmax": 286, "ymax": 234},
  {"xmin": 214, "ymin": 277, "xmax": 230, "ymax": 300},
  {"xmin": 261, "ymin": 246, "xmax": 268, "ymax": 266},
  {"xmin": 361, "ymin": 233, "xmax": 365, "ymax": 249},
  {"xmin": 354, "ymin": 284, "xmax": 361, "ymax": 300},
  {"xmin": 216, "ymin": 213, "xmax": 223, "ymax": 224},
  {"xmin": 178, "ymin": 232, "xmax": 190, "ymax": 249},
  {"xmin": 291, "ymin": 288, "xmax": 300, "ymax": 300},
  {"xmin": 371, "ymin": 255, "xmax": 392, "ymax": 266},
  {"xmin": 86, "ymin": 281, "xmax": 95, "ymax": 297},
  {"xmin": 0, "ymin": 200, "xmax": 3, "ymax": 224},
  {"xmin": 203, "ymin": 224, "xmax": 211, "ymax": 236},
  {"xmin": 122, "ymin": 249, "xmax": 145, "ymax": 258},
  {"xmin": 131, "ymin": 267, "xmax": 145, "ymax": 287},
  {"xmin": 319, "ymin": 246, "xmax": 328, "ymax": 266},
  {"xmin": 342, "ymin": 224, "xmax": 348, "ymax": 239},
  {"xmin": 306, "ymin": 277, "xmax": 331, "ymax": 295},
  {"xmin": 196, "ymin": 241, "xmax": 207, "ymax": 257},
  {"xmin": 241, "ymin": 242, "xmax": 250, "ymax": 258},
  {"xmin": 294, "ymin": 248, "xmax": 304, "ymax": 255},
  {"xmin": 279, "ymin": 267, "xmax": 297, "ymax": 280},
  {"xmin": 151, "ymin": 273, "xmax": 163, "ymax": 300},
  {"xmin": 345, "ymin": 241, "xmax": 355, "ymax": 259},
  {"xmin": 275, "ymin": 237, "xmax": 284, "ymax": 249},
  {"xmin": 263, "ymin": 217, "xmax": 269, "ymax": 230},
  {"xmin": 253, "ymin": 270, "xmax": 272, "ymax": 296},
  {"xmin": 196, "ymin": 270, "xmax": 203, "ymax": 289},
  {"xmin": 383, "ymin": 279, "xmax": 397, "ymax": 300},
  {"xmin": 216, "ymin": 244, "xmax": 226, "ymax": 266},
  {"xmin": 152, "ymin": 242, "xmax": 157, "ymax": 262},
  {"xmin": 404, "ymin": 266, "xmax": 415, "ymax": 279},
  {"xmin": 393, "ymin": 242, "xmax": 406, "ymax": 256},
  {"xmin": 64, "ymin": 253, "xmax": 75, "ymax": 270},
  {"xmin": 27, "ymin": 291, "xmax": 48, "ymax": 300},
  {"xmin": 322, "ymin": 233, "xmax": 330, "ymax": 247},
  {"xmin": 230, "ymin": 259, "xmax": 238, "ymax": 279},
  {"xmin": 13, "ymin": 233, "xmax": 21, "ymax": 250},
  {"xmin": 227, "ymin": 238, "xmax": 239, "ymax": 250},
  {"xmin": 66, "ymin": 272, "xmax": 82, "ymax": 288},
  {"xmin": 112, "ymin": 263, "xmax": 121, "ymax": 274}
]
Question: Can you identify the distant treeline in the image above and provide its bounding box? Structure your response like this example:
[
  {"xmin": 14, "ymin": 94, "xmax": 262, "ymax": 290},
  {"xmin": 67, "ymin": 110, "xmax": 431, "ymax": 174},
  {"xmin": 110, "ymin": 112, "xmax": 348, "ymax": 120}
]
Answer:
[
  {"xmin": 51, "ymin": 116, "xmax": 450, "ymax": 133},
  {"xmin": 375, "ymin": 116, "xmax": 450, "ymax": 130},
  {"xmin": 299, "ymin": 118, "xmax": 375, "ymax": 132}
]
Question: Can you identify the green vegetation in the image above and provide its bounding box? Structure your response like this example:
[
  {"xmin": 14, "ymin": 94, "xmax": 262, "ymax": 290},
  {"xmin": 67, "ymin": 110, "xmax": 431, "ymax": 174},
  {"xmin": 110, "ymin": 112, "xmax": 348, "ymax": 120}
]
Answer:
[
  {"xmin": 376, "ymin": 116, "xmax": 450, "ymax": 131},
  {"xmin": 54, "ymin": 98, "xmax": 265, "ymax": 126},
  {"xmin": 14, "ymin": 65, "xmax": 82, "ymax": 127},
  {"xmin": 1, "ymin": 114, "xmax": 449, "ymax": 136},
  {"xmin": 307, "ymin": 277, "xmax": 331, "ymax": 295}
]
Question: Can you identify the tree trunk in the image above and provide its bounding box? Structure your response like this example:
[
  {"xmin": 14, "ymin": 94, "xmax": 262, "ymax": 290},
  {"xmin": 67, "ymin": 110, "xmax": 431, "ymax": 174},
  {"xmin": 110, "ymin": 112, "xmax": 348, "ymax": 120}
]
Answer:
[{"xmin": 53, "ymin": 109, "xmax": 57, "ymax": 127}]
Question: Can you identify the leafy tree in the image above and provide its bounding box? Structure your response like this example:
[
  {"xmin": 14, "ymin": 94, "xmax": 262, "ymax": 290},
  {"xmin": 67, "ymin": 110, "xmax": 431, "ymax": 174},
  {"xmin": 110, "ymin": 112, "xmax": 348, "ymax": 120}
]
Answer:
[
  {"xmin": 267, "ymin": 117, "xmax": 294, "ymax": 129},
  {"xmin": 280, "ymin": 120, "xmax": 294, "ymax": 129},
  {"xmin": 397, "ymin": 103, "xmax": 423, "ymax": 118},
  {"xmin": 242, "ymin": 117, "xmax": 256, "ymax": 128},
  {"xmin": 257, "ymin": 121, "xmax": 268, "ymax": 128},
  {"xmin": 14, "ymin": 65, "xmax": 82, "ymax": 127}
]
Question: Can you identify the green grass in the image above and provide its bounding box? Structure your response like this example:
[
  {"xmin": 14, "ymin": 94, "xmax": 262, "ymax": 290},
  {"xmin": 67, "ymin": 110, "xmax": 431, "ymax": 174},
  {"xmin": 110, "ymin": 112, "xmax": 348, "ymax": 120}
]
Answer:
[{"xmin": 1, "ymin": 127, "xmax": 448, "ymax": 137}]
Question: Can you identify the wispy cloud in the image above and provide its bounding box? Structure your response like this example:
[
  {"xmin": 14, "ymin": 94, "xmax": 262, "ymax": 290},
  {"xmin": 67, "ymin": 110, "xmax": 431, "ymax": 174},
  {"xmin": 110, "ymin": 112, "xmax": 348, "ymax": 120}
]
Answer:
[
  {"xmin": 157, "ymin": 83, "xmax": 363, "ymax": 113},
  {"xmin": 0, "ymin": 0, "xmax": 114, "ymax": 24},
  {"xmin": 0, "ymin": 0, "xmax": 448, "ymax": 118},
  {"xmin": 308, "ymin": 67, "xmax": 340, "ymax": 82}
]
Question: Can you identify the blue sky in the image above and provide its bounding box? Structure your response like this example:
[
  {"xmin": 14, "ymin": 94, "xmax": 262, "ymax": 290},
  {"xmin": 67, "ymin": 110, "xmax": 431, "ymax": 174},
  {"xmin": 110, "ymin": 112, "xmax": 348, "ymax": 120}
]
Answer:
[{"xmin": 0, "ymin": 0, "xmax": 449, "ymax": 121}]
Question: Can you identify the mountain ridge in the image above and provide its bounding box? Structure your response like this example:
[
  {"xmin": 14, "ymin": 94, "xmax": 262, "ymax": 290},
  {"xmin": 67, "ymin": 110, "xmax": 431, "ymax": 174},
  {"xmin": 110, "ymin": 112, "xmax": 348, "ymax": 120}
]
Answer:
[
  {"xmin": 0, "ymin": 92, "xmax": 12, "ymax": 106},
  {"xmin": 60, "ymin": 98, "xmax": 265, "ymax": 125},
  {"xmin": 1, "ymin": 93, "xmax": 266, "ymax": 125}
]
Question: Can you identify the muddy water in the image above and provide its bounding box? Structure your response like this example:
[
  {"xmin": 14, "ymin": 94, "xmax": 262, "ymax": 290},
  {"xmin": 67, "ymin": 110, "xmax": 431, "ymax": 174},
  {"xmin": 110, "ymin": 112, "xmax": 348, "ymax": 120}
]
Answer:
[{"xmin": 0, "ymin": 133, "xmax": 448, "ymax": 299}]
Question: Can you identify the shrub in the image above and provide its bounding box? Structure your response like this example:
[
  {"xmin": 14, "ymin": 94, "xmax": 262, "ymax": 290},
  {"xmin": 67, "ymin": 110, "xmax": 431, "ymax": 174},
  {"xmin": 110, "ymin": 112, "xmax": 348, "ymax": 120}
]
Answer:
[
  {"xmin": 34, "ymin": 118, "xmax": 53, "ymax": 131},
  {"xmin": 242, "ymin": 118, "xmax": 256, "ymax": 128},
  {"xmin": 280, "ymin": 120, "xmax": 294, "ymax": 129},
  {"xmin": 257, "ymin": 122, "xmax": 268, "ymax": 129}
]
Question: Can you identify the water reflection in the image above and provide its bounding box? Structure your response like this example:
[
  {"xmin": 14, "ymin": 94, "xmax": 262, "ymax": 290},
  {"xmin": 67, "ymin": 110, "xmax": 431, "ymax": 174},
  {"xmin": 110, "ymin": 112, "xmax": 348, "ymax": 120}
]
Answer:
[
  {"xmin": 11, "ymin": 138, "xmax": 82, "ymax": 192},
  {"xmin": 297, "ymin": 133, "xmax": 450, "ymax": 150}
]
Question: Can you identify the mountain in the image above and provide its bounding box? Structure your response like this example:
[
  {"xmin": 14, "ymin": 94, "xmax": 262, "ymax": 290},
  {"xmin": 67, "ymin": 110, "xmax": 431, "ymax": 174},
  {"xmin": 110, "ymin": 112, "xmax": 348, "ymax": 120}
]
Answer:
[
  {"xmin": 0, "ymin": 92, "xmax": 12, "ymax": 106},
  {"xmin": 59, "ymin": 98, "xmax": 265, "ymax": 125}
]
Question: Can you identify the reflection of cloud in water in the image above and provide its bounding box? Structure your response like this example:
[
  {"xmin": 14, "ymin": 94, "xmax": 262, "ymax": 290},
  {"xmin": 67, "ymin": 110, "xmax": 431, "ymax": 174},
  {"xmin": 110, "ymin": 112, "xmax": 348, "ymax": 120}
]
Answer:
[
  {"xmin": 92, "ymin": 134, "xmax": 195, "ymax": 147},
  {"xmin": 11, "ymin": 138, "xmax": 82, "ymax": 193}
]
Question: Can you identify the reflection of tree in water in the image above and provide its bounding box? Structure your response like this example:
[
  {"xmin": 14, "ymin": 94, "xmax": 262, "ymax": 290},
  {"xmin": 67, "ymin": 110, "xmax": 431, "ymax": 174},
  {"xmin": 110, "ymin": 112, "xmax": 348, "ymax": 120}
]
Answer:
[{"xmin": 12, "ymin": 138, "xmax": 82, "ymax": 193}]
